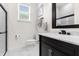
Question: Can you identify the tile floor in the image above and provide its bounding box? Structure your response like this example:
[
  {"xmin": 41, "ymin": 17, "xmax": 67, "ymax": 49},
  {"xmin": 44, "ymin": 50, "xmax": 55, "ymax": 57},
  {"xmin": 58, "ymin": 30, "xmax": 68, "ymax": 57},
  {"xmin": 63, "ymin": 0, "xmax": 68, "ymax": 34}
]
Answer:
[{"xmin": 5, "ymin": 43, "xmax": 39, "ymax": 56}]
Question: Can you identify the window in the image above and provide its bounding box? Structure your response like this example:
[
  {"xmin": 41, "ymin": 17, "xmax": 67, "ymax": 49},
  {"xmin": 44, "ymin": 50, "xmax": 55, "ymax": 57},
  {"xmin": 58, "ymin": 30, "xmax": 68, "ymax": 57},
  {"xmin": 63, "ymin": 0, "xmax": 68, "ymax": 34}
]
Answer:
[{"xmin": 18, "ymin": 3, "xmax": 30, "ymax": 22}]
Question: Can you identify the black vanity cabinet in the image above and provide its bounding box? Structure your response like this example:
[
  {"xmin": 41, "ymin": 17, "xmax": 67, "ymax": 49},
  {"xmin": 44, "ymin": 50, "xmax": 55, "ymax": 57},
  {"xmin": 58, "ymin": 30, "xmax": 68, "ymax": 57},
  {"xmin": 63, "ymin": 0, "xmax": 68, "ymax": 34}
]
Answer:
[{"xmin": 39, "ymin": 35, "xmax": 79, "ymax": 56}]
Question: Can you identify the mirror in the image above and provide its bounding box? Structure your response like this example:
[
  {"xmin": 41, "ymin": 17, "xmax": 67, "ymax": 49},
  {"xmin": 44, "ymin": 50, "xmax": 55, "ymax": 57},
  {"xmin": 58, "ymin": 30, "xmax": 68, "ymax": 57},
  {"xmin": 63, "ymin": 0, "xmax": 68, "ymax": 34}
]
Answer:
[
  {"xmin": 56, "ymin": 3, "xmax": 74, "ymax": 26},
  {"xmin": 52, "ymin": 3, "xmax": 79, "ymax": 28}
]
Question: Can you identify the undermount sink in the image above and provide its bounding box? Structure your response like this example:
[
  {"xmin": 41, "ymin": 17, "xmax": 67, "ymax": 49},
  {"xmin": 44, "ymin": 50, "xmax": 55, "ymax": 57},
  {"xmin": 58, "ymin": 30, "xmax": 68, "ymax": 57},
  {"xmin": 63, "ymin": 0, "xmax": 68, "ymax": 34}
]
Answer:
[{"xmin": 39, "ymin": 32, "xmax": 79, "ymax": 46}]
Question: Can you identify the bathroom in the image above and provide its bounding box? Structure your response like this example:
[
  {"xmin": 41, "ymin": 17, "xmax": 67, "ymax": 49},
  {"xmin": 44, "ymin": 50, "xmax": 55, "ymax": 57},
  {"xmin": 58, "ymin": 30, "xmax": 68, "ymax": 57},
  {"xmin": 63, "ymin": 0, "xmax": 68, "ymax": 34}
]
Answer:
[{"xmin": 1, "ymin": 2, "xmax": 79, "ymax": 56}]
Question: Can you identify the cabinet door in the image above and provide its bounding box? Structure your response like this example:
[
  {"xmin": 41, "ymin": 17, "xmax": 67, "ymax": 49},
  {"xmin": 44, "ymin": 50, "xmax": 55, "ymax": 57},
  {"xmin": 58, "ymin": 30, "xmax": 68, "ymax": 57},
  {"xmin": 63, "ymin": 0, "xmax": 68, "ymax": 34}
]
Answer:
[
  {"xmin": 41, "ymin": 42, "xmax": 50, "ymax": 56},
  {"xmin": 41, "ymin": 41, "xmax": 66, "ymax": 56},
  {"xmin": 51, "ymin": 48, "xmax": 65, "ymax": 56}
]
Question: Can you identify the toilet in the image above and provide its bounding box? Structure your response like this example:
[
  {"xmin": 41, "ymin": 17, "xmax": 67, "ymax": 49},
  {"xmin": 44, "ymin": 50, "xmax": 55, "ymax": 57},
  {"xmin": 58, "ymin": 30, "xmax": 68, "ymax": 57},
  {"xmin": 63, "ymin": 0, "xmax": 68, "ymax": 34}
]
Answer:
[{"xmin": 25, "ymin": 39, "xmax": 39, "ymax": 47}]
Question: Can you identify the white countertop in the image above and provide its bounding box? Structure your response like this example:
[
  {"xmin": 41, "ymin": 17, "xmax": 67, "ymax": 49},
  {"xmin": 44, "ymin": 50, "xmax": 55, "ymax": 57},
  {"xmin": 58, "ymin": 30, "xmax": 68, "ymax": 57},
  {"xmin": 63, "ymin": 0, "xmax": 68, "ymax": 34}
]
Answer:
[{"xmin": 39, "ymin": 32, "xmax": 79, "ymax": 46}]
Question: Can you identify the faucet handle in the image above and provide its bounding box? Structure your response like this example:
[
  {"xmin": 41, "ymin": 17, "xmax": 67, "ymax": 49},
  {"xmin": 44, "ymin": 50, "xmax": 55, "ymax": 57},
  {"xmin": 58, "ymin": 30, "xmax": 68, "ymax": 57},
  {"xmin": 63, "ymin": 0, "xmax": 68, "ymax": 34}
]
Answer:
[
  {"xmin": 61, "ymin": 30, "xmax": 66, "ymax": 34},
  {"xmin": 59, "ymin": 32, "xmax": 61, "ymax": 34},
  {"xmin": 67, "ymin": 32, "xmax": 71, "ymax": 35}
]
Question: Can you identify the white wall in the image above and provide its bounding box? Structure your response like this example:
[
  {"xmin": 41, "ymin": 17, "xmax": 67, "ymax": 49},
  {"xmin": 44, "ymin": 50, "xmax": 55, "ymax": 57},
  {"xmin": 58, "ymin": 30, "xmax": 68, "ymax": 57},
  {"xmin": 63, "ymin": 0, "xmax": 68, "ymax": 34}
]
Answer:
[
  {"xmin": 2, "ymin": 3, "xmax": 38, "ymax": 50},
  {"xmin": 42, "ymin": 3, "xmax": 79, "ymax": 35}
]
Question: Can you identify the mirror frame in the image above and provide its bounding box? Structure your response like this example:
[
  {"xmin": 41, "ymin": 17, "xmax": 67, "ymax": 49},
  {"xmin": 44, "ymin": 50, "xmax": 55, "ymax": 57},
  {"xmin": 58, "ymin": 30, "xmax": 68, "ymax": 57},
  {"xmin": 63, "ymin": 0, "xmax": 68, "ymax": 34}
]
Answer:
[{"xmin": 52, "ymin": 3, "xmax": 79, "ymax": 28}]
